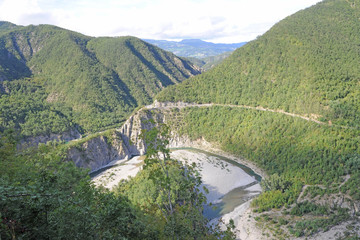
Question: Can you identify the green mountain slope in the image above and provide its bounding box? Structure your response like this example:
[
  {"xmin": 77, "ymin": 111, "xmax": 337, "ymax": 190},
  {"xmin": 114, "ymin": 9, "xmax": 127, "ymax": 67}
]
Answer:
[
  {"xmin": 158, "ymin": 0, "xmax": 360, "ymax": 128},
  {"xmin": 186, "ymin": 51, "xmax": 233, "ymax": 71},
  {"xmin": 156, "ymin": 1, "xmax": 360, "ymax": 236},
  {"xmin": 0, "ymin": 21, "xmax": 19, "ymax": 34},
  {"xmin": 0, "ymin": 23, "xmax": 200, "ymax": 136}
]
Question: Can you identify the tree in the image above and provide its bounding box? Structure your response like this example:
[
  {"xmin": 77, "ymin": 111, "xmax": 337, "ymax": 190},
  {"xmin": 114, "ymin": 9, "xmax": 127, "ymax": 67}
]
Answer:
[
  {"xmin": 116, "ymin": 122, "xmax": 236, "ymax": 239},
  {"xmin": 0, "ymin": 132, "xmax": 152, "ymax": 239},
  {"xmin": 140, "ymin": 121, "xmax": 208, "ymax": 238}
]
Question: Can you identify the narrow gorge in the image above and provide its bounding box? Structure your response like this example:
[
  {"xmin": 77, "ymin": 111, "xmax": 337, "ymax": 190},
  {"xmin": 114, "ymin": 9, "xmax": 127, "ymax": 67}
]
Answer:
[{"xmin": 65, "ymin": 101, "xmax": 265, "ymax": 177}]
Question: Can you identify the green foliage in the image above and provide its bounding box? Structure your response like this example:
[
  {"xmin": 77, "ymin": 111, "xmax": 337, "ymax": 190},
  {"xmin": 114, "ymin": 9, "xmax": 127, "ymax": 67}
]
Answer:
[
  {"xmin": 115, "ymin": 123, "xmax": 235, "ymax": 239},
  {"xmin": 251, "ymin": 190, "xmax": 288, "ymax": 212},
  {"xmin": 341, "ymin": 172, "xmax": 360, "ymax": 200},
  {"xmin": 155, "ymin": 0, "xmax": 360, "ymax": 222},
  {"xmin": 158, "ymin": 0, "xmax": 360, "ymax": 128},
  {"xmin": 200, "ymin": 51, "xmax": 234, "ymax": 71},
  {"xmin": 0, "ymin": 24, "xmax": 199, "ymax": 137},
  {"xmin": 289, "ymin": 208, "xmax": 349, "ymax": 237},
  {"xmin": 261, "ymin": 173, "xmax": 293, "ymax": 193},
  {"xmin": 0, "ymin": 79, "xmax": 73, "ymax": 136},
  {"xmin": 252, "ymin": 173, "xmax": 302, "ymax": 211},
  {"xmin": 169, "ymin": 106, "xmax": 360, "ymax": 207},
  {"xmin": 156, "ymin": 0, "xmax": 360, "ymax": 225},
  {"xmin": 0, "ymin": 21, "xmax": 19, "ymax": 34},
  {"xmin": 303, "ymin": 186, "xmax": 328, "ymax": 199},
  {"xmin": 0, "ymin": 132, "xmax": 155, "ymax": 239},
  {"xmin": 344, "ymin": 155, "xmax": 360, "ymax": 174},
  {"xmin": 290, "ymin": 201, "xmax": 329, "ymax": 216}
]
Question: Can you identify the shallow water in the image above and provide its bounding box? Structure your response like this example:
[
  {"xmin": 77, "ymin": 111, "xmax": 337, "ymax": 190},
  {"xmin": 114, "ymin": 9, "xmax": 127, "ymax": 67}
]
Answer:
[
  {"xmin": 170, "ymin": 148, "xmax": 262, "ymax": 219},
  {"xmin": 204, "ymin": 182, "xmax": 260, "ymax": 219},
  {"xmin": 174, "ymin": 148, "xmax": 261, "ymax": 181},
  {"xmin": 91, "ymin": 148, "xmax": 262, "ymax": 220}
]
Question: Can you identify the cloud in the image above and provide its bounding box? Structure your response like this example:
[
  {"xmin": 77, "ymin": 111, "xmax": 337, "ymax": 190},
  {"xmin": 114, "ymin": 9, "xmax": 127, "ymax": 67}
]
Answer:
[
  {"xmin": 0, "ymin": 0, "xmax": 59, "ymax": 26},
  {"xmin": 0, "ymin": 0, "xmax": 322, "ymax": 43},
  {"xmin": 19, "ymin": 12, "xmax": 57, "ymax": 25}
]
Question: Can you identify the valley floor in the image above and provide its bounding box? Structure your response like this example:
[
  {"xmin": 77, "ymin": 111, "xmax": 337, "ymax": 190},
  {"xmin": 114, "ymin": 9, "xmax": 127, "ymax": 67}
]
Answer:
[
  {"xmin": 91, "ymin": 146, "xmax": 360, "ymax": 239},
  {"xmin": 92, "ymin": 148, "xmax": 265, "ymax": 239}
]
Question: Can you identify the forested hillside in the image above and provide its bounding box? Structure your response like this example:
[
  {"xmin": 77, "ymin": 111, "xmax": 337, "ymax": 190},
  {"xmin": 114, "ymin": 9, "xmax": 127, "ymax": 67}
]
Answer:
[
  {"xmin": 158, "ymin": 0, "xmax": 360, "ymax": 128},
  {"xmin": 0, "ymin": 23, "xmax": 200, "ymax": 137},
  {"xmin": 186, "ymin": 51, "xmax": 233, "ymax": 71},
  {"xmin": 167, "ymin": 105, "xmax": 359, "ymax": 237},
  {"xmin": 2, "ymin": 0, "xmax": 360, "ymax": 238},
  {"xmin": 0, "ymin": 128, "xmax": 236, "ymax": 239},
  {"xmin": 156, "ymin": 0, "xmax": 360, "ymax": 237},
  {"xmin": 0, "ymin": 21, "xmax": 19, "ymax": 33}
]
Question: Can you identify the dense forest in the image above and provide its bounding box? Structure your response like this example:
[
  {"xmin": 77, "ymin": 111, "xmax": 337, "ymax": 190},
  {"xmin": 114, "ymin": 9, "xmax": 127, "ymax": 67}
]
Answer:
[
  {"xmin": 155, "ymin": 0, "xmax": 360, "ymax": 237},
  {"xmin": 0, "ymin": 128, "xmax": 235, "ymax": 239},
  {"xmin": 165, "ymin": 105, "xmax": 360, "ymax": 237},
  {"xmin": 169, "ymin": 106, "xmax": 360, "ymax": 198},
  {"xmin": 158, "ymin": 0, "xmax": 360, "ymax": 128},
  {"xmin": 0, "ymin": 23, "xmax": 200, "ymax": 137},
  {"xmin": 1, "ymin": 0, "xmax": 360, "ymax": 238}
]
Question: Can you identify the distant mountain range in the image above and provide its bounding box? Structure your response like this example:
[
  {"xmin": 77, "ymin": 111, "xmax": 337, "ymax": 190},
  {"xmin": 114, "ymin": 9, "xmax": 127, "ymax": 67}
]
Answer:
[
  {"xmin": 143, "ymin": 39, "xmax": 247, "ymax": 58},
  {"xmin": 2, "ymin": 0, "xmax": 360, "ymax": 239}
]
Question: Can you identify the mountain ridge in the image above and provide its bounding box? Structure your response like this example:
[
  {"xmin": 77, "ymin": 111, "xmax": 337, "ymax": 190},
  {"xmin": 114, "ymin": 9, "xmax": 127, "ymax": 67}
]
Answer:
[
  {"xmin": 143, "ymin": 38, "xmax": 247, "ymax": 58},
  {"xmin": 154, "ymin": 0, "xmax": 360, "ymax": 237},
  {"xmin": 2, "ymin": 0, "xmax": 360, "ymax": 239},
  {"xmin": 0, "ymin": 22, "xmax": 200, "ymax": 138},
  {"xmin": 157, "ymin": 0, "xmax": 360, "ymax": 128}
]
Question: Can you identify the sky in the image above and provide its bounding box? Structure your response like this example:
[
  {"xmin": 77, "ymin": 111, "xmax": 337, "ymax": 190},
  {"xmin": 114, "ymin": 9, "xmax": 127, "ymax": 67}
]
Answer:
[{"xmin": 0, "ymin": 0, "xmax": 322, "ymax": 43}]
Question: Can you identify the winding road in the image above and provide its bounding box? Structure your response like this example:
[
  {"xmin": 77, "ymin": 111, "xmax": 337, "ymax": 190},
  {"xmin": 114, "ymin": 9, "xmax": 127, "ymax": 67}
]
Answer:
[
  {"xmin": 71, "ymin": 101, "xmax": 341, "ymax": 145},
  {"xmin": 146, "ymin": 101, "xmax": 326, "ymax": 125}
]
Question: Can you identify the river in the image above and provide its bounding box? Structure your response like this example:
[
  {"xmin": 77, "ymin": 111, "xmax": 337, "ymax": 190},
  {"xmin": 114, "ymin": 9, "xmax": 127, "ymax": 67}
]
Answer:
[
  {"xmin": 170, "ymin": 148, "xmax": 261, "ymax": 219},
  {"xmin": 92, "ymin": 148, "xmax": 262, "ymax": 221}
]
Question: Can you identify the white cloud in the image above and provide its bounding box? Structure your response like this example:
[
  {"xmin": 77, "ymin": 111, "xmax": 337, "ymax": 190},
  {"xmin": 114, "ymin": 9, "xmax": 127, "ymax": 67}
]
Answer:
[
  {"xmin": 0, "ymin": 0, "xmax": 322, "ymax": 43},
  {"xmin": 0, "ymin": 0, "xmax": 40, "ymax": 24}
]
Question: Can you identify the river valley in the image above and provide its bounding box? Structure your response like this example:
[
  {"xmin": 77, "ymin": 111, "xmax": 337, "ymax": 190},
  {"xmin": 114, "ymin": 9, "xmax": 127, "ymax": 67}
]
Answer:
[{"xmin": 92, "ymin": 148, "xmax": 262, "ymax": 230}]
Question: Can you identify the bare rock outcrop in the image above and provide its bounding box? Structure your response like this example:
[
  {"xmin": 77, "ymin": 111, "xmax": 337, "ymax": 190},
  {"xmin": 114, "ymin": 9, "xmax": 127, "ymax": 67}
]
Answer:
[
  {"xmin": 68, "ymin": 133, "xmax": 130, "ymax": 171},
  {"xmin": 65, "ymin": 107, "xmax": 216, "ymax": 172},
  {"xmin": 19, "ymin": 128, "xmax": 81, "ymax": 149},
  {"xmin": 66, "ymin": 109, "xmax": 167, "ymax": 172}
]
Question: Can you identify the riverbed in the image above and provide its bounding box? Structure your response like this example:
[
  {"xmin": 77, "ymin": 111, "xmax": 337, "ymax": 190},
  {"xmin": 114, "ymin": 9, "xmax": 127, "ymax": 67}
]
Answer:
[
  {"xmin": 170, "ymin": 149, "xmax": 261, "ymax": 219},
  {"xmin": 92, "ymin": 148, "xmax": 262, "ymax": 221}
]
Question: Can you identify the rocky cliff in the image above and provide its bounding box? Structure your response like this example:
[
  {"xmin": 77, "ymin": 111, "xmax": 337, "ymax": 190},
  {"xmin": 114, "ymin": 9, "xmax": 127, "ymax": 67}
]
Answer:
[
  {"xmin": 66, "ymin": 108, "xmax": 167, "ymax": 171},
  {"xmin": 68, "ymin": 133, "xmax": 129, "ymax": 171},
  {"xmin": 19, "ymin": 128, "xmax": 82, "ymax": 149},
  {"xmin": 65, "ymin": 106, "xmax": 215, "ymax": 172}
]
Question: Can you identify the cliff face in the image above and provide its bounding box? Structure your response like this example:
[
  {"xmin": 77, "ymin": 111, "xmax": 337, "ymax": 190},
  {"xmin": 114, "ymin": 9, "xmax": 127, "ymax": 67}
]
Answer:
[
  {"xmin": 65, "ymin": 106, "xmax": 210, "ymax": 172},
  {"xmin": 66, "ymin": 109, "xmax": 168, "ymax": 171},
  {"xmin": 18, "ymin": 128, "xmax": 81, "ymax": 149},
  {"xmin": 68, "ymin": 133, "xmax": 129, "ymax": 171}
]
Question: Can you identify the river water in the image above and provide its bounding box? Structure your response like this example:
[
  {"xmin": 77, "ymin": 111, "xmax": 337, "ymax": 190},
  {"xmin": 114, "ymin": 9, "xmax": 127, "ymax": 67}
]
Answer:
[
  {"xmin": 91, "ymin": 148, "xmax": 262, "ymax": 220},
  {"xmin": 169, "ymin": 148, "xmax": 262, "ymax": 219}
]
